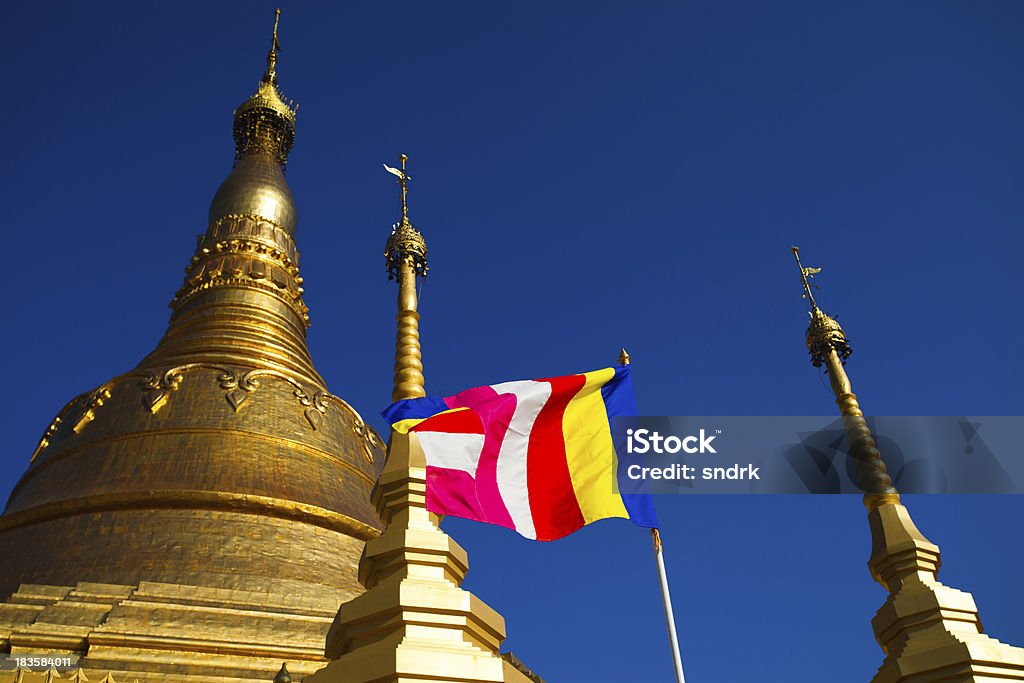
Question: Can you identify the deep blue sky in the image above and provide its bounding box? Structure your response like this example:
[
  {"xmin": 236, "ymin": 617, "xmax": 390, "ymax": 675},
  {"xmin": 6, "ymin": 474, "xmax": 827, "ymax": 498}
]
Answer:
[{"xmin": 2, "ymin": 2, "xmax": 1022, "ymax": 681}]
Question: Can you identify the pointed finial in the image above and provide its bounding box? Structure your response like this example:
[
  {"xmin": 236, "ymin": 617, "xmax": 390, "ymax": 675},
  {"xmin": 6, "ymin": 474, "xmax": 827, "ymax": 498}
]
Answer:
[
  {"xmin": 791, "ymin": 246, "xmax": 822, "ymax": 312},
  {"xmin": 383, "ymin": 155, "xmax": 411, "ymax": 223},
  {"xmin": 273, "ymin": 662, "xmax": 292, "ymax": 683},
  {"xmin": 400, "ymin": 154, "xmax": 409, "ymax": 222},
  {"xmin": 618, "ymin": 347, "xmax": 630, "ymax": 366},
  {"xmin": 263, "ymin": 9, "xmax": 282, "ymax": 85}
]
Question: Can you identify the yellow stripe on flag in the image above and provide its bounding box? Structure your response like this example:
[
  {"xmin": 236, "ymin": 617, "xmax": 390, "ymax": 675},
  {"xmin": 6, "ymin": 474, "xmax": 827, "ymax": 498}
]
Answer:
[
  {"xmin": 391, "ymin": 417, "xmax": 427, "ymax": 434},
  {"xmin": 391, "ymin": 407, "xmax": 473, "ymax": 434},
  {"xmin": 563, "ymin": 367, "xmax": 629, "ymax": 524}
]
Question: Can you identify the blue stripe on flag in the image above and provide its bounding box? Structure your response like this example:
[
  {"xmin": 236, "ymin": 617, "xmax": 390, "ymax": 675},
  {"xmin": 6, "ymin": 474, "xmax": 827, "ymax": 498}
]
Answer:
[
  {"xmin": 601, "ymin": 365, "xmax": 659, "ymax": 529},
  {"xmin": 382, "ymin": 396, "xmax": 452, "ymax": 424}
]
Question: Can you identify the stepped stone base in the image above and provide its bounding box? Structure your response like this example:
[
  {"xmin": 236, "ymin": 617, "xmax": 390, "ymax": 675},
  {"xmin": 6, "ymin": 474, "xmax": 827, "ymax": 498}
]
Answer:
[{"xmin": 0, "ymin": 580, "xmax": 341, "ymax": 682}]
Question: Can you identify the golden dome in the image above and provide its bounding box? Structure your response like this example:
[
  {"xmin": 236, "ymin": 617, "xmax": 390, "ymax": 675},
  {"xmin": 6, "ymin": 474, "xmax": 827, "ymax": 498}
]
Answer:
[
  {"xmin": 209, "ymin": 147, "xmax": 298, "ymax": 234},
  {"xmin": 0, "ymin": 9, "xmax": 382, "ymax": 615}
]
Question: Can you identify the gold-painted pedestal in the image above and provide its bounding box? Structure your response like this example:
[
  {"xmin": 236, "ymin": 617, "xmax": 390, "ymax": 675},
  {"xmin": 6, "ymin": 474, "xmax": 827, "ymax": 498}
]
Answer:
[
  {"xmin": 306, "ymin": 431, "xmax": 533, "ymax": 683},
  {"xmin": 867, "ymin": 502, "xmax": 1024, "ymax": 682}
]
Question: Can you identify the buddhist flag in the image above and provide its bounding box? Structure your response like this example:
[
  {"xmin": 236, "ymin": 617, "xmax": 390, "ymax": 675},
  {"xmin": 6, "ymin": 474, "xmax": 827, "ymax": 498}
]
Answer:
[{"xmin": 382, "ymin": 365, "xmax": 658, "ymax": 541}]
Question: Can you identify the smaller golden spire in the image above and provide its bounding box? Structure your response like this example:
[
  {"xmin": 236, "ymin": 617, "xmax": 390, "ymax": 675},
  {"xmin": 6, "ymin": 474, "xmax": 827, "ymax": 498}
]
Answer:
[
  {"xmin": 618, "ymin": 347, "xmax": 630, "ymax": 366},
  {"xmin": 790, "ymin": 251, "xmax": 1024, "ymax": 683},
  {"xmin": 790, "ymin": 246, "xmax": 894, "ymax": 503},
  {"xmin": 384, "ymin": 155, "xmax": 428, "ymax": 401}
]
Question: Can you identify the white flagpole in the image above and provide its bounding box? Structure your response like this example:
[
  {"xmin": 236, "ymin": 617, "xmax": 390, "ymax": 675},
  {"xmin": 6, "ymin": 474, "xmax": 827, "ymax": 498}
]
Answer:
[
  {"xmin": 617, "ymin": 349, "xmax": 685, "ymax": 681},
  {"xmin": 652, "ymin": 528, "xmax": 686, "ymax": 683}
]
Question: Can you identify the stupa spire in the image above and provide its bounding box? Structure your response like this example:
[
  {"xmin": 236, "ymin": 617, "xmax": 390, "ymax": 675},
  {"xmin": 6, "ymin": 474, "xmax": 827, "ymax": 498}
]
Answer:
[
  {"xmin": 139, "ymin": 8, "xmax": 316, "ymax": 382},
  {"xmin": 791, "ymin": 247, "xmax": 1024, "ymax": 682},
  {"xmin": 263, "ymin": 9, "xmax": 282, "ymax": 85},
  {"xmin": 231, "ymin": 8, "xmax": 297, "ymax": 169}
]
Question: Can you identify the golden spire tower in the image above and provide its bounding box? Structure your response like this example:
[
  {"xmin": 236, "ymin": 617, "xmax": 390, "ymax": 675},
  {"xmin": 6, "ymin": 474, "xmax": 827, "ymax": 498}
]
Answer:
[
  {"xmin": 0, "ymin": 12, "xmax": 385, "ymax": 681},
  {"xmin": 306, "ymin": 158, "xmax": 537, "ymax": 683},
  {"xmin": 383, "ymin": 154, "xmax": 428, "ymax": 402},
  {"xmin": 791, "ymin": 247, "xmax": 1024, "ymax": 682}
]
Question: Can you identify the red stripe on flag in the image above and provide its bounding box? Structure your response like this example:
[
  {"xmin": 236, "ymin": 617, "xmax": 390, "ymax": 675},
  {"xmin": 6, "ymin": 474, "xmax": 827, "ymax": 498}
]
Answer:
[
  {"xmin": 527, "ymin": 374, "xmax": 587, "ymax": 541},
  {"xmin": 410, "ymin": 407, "xmax": 484, "ymax": 435}
]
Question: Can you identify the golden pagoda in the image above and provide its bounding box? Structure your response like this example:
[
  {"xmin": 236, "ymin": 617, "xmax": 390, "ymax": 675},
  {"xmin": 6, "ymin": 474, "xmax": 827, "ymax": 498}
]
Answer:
[{"xmin": 0, "ymin": 11, "xmax": 385, "ymax": 681}]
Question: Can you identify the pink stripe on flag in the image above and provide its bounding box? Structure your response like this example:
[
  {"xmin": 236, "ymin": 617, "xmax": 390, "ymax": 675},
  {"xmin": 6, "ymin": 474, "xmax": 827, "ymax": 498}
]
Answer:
[
  {"xmin": 431, "ymin": 386, "xmax": 517, "ymax": 530},
  {"xmin": 426, "ymin": 467, "xmax": 487, "ymax": 522}
]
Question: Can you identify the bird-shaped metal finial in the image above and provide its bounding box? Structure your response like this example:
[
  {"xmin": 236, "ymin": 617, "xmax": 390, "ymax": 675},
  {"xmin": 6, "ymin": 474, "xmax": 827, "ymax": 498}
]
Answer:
[{"xmin": 383, "ymin": 154, "xmax": 411, "ymax": 223}]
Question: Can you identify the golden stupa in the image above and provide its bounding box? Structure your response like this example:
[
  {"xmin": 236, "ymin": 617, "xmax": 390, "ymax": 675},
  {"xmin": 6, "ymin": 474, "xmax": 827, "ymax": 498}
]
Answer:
[{"xmin": 0, "ymin": 11, "xmax": 385, "ymax": 681}]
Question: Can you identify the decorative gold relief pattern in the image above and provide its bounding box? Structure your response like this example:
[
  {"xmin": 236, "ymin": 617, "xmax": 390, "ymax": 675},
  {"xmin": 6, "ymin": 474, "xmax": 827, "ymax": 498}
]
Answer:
[
  {"xmin": 29, "ymin": 416, "xmax": 62, "ymax": 462},
  {"xmin": 135, "ymin": 364, "xmax": 381, "ymax": 450},
  {"xmin": 71, "ymin": 386, "xmax": 113, "ymax": 434},
  {"xmin": 385, "ymin": 220, "xmax": 428, "ymax": 281},
  {"xmin": 139, "ymin": 367, "xmax": 184, "ymax": 414},
  {"xmin": 171, "ymin": 214, "xmax": 310, "ymax": 326}
]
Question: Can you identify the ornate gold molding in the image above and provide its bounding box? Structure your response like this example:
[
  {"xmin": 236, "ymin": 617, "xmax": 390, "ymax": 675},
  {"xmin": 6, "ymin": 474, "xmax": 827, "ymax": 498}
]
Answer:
[
  {"xmin": 170, "ymin": 213, "xmax": 310, "ymax": 326},
  {"xmin": 70, "ymin": 386, "xmax": 112, "ymax": 434},
  {"xmin": 385, "ymin": 220, "xmax": 428, "ymax": 281},
  {"xmin": 29, "ymin": 416, "xmax": 62, "ymax": 463},
  {"xmin": 0, "ymin": 490, "xmax": 381, "ymax": 540}
]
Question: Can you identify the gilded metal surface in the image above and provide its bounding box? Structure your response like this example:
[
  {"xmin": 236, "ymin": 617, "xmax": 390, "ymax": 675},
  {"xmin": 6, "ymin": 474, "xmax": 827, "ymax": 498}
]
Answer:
[
  {"xmin": 793, "ymin": 247, "xmax": 1024, "ymax": 682},
  {"xmin": 384, "ymin": 221, "xmax": 428, "ymax": 281},
  {"xmin": 806, "ymin": 308, "xmax": 852, "ymax": 368},
  {"xmin": 0, "ymin": 10, "xmax": 385, "ymax": 681}
]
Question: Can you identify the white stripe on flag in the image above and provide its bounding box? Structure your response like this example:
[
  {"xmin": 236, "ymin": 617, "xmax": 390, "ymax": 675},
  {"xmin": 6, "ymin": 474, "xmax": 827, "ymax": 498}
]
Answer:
[
  {"xmin": 491, "ymin": 379, "xmax": 551, "ymax": 540},
  {"xmin": 417, "ymin": 431, "xmax": 486, "ymax": 476}
]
